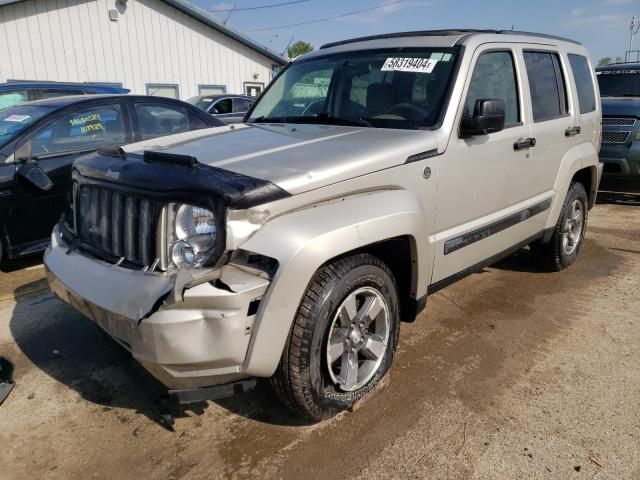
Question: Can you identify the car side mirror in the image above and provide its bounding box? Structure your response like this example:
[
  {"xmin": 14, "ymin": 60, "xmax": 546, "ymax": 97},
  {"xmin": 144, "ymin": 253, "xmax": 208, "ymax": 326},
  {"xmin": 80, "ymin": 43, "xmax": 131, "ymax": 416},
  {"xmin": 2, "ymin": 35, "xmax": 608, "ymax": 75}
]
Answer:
[
  {"xmin": 460, "ymin": 98, "xmax": 506, "ymax": 137},
  {"xmin": 17, "ymin": 163, "xmax": 53, "ymax": 191},
  {"xmin": 16, "ymin": 142, "xmax": 53, "ymax": 192}
]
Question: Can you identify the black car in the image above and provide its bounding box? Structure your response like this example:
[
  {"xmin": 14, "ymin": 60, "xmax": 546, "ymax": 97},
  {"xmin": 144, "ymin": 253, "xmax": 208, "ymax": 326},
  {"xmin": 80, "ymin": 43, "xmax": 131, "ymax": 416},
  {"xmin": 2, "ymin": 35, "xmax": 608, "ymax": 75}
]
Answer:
[
  {"xmin": 186, "ymin": 94, "xmax": 254, "ymax": 124},
  {"xmin": 0, "ymin": 94, "xmax": 223, "ymax": 262},
  {"xmin": 0, "ymin": 82, "xmax": 130, "ymax": 109}
]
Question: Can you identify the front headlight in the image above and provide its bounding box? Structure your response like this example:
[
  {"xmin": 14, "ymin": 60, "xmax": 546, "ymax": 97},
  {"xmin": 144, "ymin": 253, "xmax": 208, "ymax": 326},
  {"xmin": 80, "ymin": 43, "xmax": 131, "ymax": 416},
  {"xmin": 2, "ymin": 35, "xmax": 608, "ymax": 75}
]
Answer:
[{"xmin": 166, "ymin": 203, "xmax": 218, "ymax": 269}]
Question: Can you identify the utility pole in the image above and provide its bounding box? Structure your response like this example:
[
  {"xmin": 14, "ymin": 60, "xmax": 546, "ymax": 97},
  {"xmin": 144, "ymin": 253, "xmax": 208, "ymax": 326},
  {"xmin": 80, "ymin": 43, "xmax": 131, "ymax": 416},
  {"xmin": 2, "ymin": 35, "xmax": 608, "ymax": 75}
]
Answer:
[{"xmin": 629, "ymin": 15, "xmax": 640, "ymax": 60}]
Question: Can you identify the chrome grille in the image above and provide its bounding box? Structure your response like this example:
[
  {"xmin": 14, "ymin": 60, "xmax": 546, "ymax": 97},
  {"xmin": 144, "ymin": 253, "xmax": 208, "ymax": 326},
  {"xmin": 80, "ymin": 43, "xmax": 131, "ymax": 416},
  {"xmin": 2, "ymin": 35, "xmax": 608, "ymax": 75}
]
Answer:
[
  {"xmin": 75, "ymin": 185, "xmax": 161, "ymax": 267},
  {"xmin": 602, "ymin": 117, "xmax": 636, "ymax": 127},
  {"xmin": 602, "ymin": 131, "xmax": 631, "ymax": 144}
]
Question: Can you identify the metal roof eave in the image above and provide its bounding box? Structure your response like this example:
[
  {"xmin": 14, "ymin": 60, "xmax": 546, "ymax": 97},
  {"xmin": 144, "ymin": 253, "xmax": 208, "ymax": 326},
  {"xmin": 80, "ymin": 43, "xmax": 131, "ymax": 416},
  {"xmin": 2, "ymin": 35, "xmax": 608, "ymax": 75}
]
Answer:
[{"xmin": 0, "ymin": 0, "xmax": 287, "ymax": 66}]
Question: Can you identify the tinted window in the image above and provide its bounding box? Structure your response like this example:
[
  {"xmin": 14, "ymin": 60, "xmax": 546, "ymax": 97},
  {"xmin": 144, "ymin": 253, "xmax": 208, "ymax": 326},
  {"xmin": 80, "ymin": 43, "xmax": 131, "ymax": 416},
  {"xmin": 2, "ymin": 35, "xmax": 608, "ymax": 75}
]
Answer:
[
  {"xmin": 0, "ymin": 90, "xmax": 28, "ymax": 109},
  {"xmin": 213, "ymin": 98, "xmax": 232, "ymax": 114},
  {"xmin": 523, "ymin": 51, "xmax": 568, "ymax": 122},
  {"xmin": 187, "ymin": 111, "xmax": 209, "ymax": 130},
  {"xmin": 233, "ymin": 98, "xmax": 252, "ymax": 113},
  {"xmin": 135, "ymin": 103, "xmax": 189, "ymax": 139},
  {"xmin": 568, "ymin": 55, "xmax": 596, "ymax": 113},
  {"xmin": 465, "ymin": 51, "xmax": 520, "ymax": 126},
  {"xmin": 31, "ymin": 104, "xmax": 126, "ymax": 156}
]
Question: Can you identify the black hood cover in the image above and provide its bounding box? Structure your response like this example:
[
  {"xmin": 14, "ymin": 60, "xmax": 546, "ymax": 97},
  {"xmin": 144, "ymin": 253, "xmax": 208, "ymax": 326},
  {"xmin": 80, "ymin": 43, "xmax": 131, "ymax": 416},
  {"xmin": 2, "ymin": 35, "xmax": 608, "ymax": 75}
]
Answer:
[{"xmin": 73, "ymin": 148, "xmax": 290, "ymax": 209}]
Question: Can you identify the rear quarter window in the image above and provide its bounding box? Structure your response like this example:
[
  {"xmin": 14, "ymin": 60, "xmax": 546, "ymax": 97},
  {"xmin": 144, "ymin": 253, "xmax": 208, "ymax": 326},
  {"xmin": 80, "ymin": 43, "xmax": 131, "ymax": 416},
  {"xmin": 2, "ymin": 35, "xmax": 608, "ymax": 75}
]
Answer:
[{"xmin": 568, "ymin": 54, "xmax": 597, "ymax": 114}]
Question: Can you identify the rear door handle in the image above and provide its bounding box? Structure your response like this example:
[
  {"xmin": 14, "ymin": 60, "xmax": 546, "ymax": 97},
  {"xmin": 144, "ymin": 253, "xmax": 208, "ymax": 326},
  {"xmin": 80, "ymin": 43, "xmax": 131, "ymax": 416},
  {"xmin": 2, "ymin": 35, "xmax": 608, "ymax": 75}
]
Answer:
[
  {"xmin": 514, "ymin": 137, "xmax": 536, "ymax": 151},
  {"xmin": 565, "ymin": 126, "xmax": 581, "ymax": 137}
]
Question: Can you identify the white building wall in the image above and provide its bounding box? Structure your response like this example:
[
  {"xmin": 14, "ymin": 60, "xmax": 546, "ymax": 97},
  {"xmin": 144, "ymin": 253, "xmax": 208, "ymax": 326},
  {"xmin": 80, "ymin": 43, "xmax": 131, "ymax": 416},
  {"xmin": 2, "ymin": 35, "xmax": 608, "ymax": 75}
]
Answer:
[{"xmin": 0, "ymin": 0, "xmax": 277, "ymax": 98}]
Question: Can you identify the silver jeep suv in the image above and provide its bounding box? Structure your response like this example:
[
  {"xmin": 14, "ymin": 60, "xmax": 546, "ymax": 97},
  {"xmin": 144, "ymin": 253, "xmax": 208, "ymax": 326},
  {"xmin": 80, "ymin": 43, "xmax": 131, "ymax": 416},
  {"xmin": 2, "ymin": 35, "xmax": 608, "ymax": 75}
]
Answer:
[{"xmin": 44, "ymin": 30, "xmax": 602, "ymax": 420}]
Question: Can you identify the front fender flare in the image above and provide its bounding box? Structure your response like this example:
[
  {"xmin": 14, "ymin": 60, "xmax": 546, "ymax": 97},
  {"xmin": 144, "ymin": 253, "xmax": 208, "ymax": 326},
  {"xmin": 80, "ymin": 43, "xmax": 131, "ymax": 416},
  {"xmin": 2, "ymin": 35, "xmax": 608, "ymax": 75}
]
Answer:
[{"xmin": 240, "ymin": 189, "xmax": 430, "ymax": 377}]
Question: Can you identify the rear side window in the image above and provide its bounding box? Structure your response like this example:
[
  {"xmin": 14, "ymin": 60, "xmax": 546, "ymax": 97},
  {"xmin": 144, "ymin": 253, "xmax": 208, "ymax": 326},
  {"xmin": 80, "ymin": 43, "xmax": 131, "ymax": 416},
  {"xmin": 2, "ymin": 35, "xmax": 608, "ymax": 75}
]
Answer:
[
  {"xmin": 523, "ymin": 51, "xmax": 568, "ymax": 122},
  {"xmin": 568, "ymin": 54, "xmax": 596, "ymax": 114},
  {"xmin": 233, "ymin": 98, "xmax": 252, "ymax": 113},
  {"xmin": 134, "ymin": 103, "xmax": 189, "ymax": 139},
  {"xmin": 465, "ymin": 51, "xmax": 520, "ymax": 127}
]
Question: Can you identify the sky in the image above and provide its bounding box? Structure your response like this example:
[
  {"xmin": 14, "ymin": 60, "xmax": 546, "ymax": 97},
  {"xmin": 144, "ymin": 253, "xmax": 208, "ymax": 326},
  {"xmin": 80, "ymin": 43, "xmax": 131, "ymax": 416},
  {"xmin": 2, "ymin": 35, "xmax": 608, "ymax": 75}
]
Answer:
[{"xmin": 193, "ymin": 0, "xmax": 640, "ymax": 62}]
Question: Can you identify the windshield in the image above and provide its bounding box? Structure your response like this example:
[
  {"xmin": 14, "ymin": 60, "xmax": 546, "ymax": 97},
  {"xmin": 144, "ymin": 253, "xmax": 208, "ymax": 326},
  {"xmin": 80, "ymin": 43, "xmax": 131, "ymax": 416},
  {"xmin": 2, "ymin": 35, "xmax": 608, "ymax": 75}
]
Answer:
[
  {"xmin": 186, "ymin": 96, "xmax": 215, "ymax": 110},
  {"xmin": 0, "ymin": 105, "xmax": 53, "ymax": 145},
  {"xmin": 597, "ymin": 70, "xmax": 640, "ymax": 97},
  {"xmin": 248, "ymin": 47, "xmax": 459, "ymax": 130}
]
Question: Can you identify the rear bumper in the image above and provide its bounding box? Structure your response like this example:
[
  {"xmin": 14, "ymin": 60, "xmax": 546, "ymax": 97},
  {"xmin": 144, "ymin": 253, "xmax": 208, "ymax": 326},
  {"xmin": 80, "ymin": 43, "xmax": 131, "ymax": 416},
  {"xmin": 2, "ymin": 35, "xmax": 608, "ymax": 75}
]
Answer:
[{"xmin": 44, "ymin": 226, "xmax": 270, "ymax": 389}]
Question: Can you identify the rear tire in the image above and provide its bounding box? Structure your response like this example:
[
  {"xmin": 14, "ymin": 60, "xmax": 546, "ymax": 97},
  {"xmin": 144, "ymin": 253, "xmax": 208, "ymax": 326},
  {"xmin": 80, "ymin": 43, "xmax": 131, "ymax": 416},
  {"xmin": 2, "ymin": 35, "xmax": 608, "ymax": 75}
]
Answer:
[
  {"xmin": 531, "ymin": 182, "xmax": 588, "ymax": 271},
  {"xmin": 270, "ymin": 253, "xmax": 400, "ymax": 421}
]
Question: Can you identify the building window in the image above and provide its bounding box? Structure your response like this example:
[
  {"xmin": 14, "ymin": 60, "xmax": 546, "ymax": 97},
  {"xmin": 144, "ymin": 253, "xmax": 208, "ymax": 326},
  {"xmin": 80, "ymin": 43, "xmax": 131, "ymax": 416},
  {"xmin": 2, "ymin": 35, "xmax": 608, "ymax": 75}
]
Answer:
[
  {"xmin": 198, "ymin": 84, "xmax": 226, "ymax": 96},
  {"xmin": 244, "ymin": 82, "xmax": 264, "ymax": 97},
  {"xmin": 146, "ymin": 84, "xmax": 180, "ymax": 99}
]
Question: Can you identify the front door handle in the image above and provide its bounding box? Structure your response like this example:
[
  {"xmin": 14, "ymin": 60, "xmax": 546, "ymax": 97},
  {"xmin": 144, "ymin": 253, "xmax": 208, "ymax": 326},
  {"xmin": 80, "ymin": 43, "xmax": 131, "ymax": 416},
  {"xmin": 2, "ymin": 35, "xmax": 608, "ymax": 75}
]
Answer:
[
  {"xmin": 514, "ymin": 137, "xmax": 536, "ymax": 151},
  {"xmin": 565, "ymin": 126, "xmax": 581, "ymax": 137}
]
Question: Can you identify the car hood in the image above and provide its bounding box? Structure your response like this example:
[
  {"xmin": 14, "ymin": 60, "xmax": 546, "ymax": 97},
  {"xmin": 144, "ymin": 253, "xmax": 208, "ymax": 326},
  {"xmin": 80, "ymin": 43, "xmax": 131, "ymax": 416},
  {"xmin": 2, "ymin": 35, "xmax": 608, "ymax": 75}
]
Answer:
[
  {"xmin": 121, "ymin": 123, "xmax": 438, "ymax": 195},
  {"xmin": 601, "ymin": 97, "xmax": 640, "ymax": 118}
]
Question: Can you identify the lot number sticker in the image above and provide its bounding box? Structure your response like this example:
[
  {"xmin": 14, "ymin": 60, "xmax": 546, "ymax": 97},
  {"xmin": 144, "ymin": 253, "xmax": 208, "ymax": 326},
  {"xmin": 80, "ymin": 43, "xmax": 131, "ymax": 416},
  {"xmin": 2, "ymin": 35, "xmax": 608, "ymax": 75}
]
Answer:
[
  {"xmin": 4, "ymin": 114, "xmax": 31, "ymax": 123},
  {"xmin": 382, "ymin": 57, "xmax": 438, "ymax": 74}
]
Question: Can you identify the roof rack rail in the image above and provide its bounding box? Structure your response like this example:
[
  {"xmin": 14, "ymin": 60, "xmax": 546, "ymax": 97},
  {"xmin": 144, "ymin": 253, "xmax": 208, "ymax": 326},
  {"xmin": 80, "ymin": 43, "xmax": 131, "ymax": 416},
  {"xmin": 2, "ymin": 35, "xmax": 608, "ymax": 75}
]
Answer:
[{"xmin": 320, "ymin": 29, "xmax": 581, "ymax": 50}]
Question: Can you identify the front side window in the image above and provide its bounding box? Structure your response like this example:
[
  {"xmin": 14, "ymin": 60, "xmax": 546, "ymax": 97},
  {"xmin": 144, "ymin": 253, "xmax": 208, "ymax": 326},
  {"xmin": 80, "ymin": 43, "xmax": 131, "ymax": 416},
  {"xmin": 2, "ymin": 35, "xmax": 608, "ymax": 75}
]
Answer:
[
  {"xmin": 31, "ymin": 104, "xmax": 125, "ymax": 156},
  {"xmin": 213, "ymin": 98, "xmax": 232, "ymax": 114},
  {"xmin": 248, "ymin": 48, "xmax": 459, "ymax": 130},
  {"xmin": 568, "ymin": 55, "xmax": 596, "ymax": 113},
  {"xmin": 523, "ymin": 51, "xmax": 569, "ymax": 122},
  {"xmin": 134, "ymin": 103, "xmax": 189, "ymax": 139},
  {"xmin": 465, "ymin": 51, "xmax": 520, "ymax": 127}
]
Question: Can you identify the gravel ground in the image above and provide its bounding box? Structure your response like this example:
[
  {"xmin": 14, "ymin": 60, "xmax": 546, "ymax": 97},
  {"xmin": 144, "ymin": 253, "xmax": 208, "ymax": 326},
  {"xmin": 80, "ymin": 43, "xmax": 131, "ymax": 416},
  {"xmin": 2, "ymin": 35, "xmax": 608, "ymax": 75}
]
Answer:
[{"xmin": 0, "ymin": 184, "xmax": 638, "ymax": 480}]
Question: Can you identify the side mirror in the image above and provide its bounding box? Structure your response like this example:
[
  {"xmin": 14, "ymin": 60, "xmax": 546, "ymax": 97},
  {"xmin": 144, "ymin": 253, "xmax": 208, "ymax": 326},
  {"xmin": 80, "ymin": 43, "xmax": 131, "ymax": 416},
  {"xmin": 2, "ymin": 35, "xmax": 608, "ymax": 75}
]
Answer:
[
  {"xmin": 460, "ymin": 98, "xmax": 506, "ymax": 137},
  {"xmin": 14, "ymin": 138, "xmax": 53, "ymax": 190},
  {"xmin": 17, "ymin": 162, "xmax": 53, "ymax": 192}
]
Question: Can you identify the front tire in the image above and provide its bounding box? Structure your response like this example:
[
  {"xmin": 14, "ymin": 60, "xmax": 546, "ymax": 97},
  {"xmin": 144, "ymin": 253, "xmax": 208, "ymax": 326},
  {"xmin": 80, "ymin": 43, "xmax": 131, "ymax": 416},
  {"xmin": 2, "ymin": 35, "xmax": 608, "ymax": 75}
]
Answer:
[
  {"xmin": 531, "ymin": 182, "xmax": 588, "ymax": 271},
  {"xmin": 270, "ymin": 253, "xmax": 400, "ymax": 421}
]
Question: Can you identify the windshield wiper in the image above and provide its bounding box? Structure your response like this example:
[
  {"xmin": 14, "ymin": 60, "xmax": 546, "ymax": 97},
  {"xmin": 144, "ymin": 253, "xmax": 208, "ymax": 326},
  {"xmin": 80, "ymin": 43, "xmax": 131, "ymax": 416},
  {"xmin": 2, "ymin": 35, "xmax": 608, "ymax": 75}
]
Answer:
[
  {"xmin": 250, "ymin": 116, "xmax": 287, "ymax": 123},
  {"xmin": 309, "ymin": 113, "xmax": 372, "ymax": 127}
]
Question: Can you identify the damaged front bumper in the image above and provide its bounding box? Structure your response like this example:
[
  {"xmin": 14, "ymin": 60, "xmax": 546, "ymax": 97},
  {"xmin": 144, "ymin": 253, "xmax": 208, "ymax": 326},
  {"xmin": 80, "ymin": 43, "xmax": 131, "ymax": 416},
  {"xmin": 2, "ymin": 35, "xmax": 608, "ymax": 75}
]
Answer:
[{"xmin": 44, "ymin": 225, "xmax": 270, "ymax": 390}]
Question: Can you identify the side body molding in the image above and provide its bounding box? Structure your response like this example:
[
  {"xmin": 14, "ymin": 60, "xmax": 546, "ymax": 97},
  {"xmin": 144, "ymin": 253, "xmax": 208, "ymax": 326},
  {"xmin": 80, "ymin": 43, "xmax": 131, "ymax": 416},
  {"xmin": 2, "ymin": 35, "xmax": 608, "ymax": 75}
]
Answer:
[{"xmin": 239, "ymin": 189, "xmax": 431, "ymax": 377}]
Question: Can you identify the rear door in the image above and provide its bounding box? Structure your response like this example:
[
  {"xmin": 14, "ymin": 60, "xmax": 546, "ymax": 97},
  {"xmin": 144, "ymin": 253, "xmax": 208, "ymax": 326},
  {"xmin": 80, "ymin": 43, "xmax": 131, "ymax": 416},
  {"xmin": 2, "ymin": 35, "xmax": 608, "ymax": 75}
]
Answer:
[
  {"xmin": 517, "ymin": 49, "xmax": 577, "ymax": 203},
  {"xmin": 6, "ymin": 100, "xmax": 131, "ymax": 250}
]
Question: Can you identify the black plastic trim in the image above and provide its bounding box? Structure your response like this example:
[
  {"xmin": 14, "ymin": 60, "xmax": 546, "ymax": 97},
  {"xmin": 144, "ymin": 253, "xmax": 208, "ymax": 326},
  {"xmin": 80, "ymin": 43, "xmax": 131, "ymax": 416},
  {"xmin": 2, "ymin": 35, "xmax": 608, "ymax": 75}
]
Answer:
[
  {"xmin": 444, "ymin": 198, "xmax": 552, "ymax": 255},
  {"xmin": 406, "ymin": 149, "xmax": 439, "ymax": 163},
  {"xmin": 429, "ymin": 230, "xmax": 550, "ymax": 294}
]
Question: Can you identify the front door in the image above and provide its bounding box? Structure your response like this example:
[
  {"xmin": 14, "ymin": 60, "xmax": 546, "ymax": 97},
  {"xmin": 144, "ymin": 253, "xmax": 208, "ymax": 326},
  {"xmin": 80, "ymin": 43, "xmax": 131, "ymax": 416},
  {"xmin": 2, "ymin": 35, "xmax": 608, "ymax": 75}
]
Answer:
[
  {"xmin": 432, "ymin": 46, "xmax": 532, "ymax": 283},
  {"xmin": 6, "ymin": 101, "xmax": 130, "ymax": 252}
]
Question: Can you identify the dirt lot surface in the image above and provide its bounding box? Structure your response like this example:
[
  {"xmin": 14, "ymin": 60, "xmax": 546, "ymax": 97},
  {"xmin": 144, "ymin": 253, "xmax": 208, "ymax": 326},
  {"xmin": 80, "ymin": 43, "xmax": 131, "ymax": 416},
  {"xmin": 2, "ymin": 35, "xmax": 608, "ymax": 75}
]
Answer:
[{"xmin": 1, "ymin": 183, "xmax": 639, "ymax": 480}]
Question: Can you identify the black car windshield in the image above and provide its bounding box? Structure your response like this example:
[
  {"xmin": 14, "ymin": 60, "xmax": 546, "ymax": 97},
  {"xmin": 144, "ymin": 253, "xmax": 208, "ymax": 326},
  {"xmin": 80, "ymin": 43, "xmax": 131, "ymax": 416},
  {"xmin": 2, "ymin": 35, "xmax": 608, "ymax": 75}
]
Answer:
[
  {"xmin": 0, "ymin": 105, "xmax": 54, "ymax": 145},
  {"xmin": 248, "ymin": 47, "xmax": 459, "ymax": 130},
  {"xmin": 597, "ymin": 70, "xmax": 640, "ymax": 97}
]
